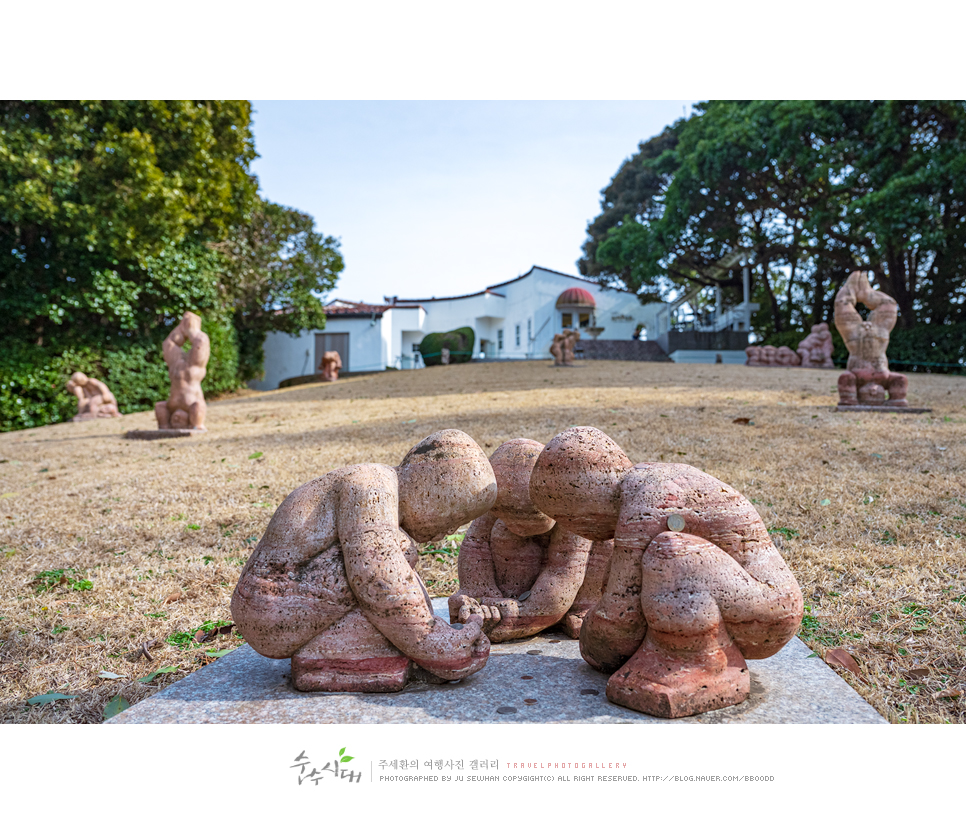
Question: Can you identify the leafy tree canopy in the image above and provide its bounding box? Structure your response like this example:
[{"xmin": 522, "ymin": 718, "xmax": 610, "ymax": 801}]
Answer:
[
  {"xmin": 580, "ymin": 100, "xmax": 966, "ymax": 337},
  {"xmin": 0, "ymin": 100, "xmax": 344, "ymax": 430}
]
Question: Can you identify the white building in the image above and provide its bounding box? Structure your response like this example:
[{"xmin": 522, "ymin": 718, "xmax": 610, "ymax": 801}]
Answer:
[{"xmin": 251, "ymin": 266, "xmax": 666, "ymax": 390}]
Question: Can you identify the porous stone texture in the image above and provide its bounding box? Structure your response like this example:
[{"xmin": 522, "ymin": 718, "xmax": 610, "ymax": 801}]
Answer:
[
  {"xmin": 318, "ymin": 350, "xmax": 342, "ymax": 382},
  {"xmin": 448, "ymin": 439, "xmax": 613, "ymax": 642},
  {"xmin": 797, "ymin": 322, "xmax": 835, "ymax": 368},
  {"xmin": 529, "ymin": 427, "xmax": 804, "ymax": 719},
  {"xmin": 155, "ymin": 311, "xmax": 210, "ymax": 430},
  {"xmin": 834, "ymin": 271, "xmax": 909, "ymax": 407},
  {"xmin": 745, "ymin": 344, "xmax": 802, "ymax": 367},
  {"xmin": 550, "ymin": 329, "xmax": 580, "ymax": 367},
  {"xmin": 66, "ymin": 372, "xmax": 121, "ymax": 421},
  {"xmin": 231, "ymin": 429, "xmax": 499, "ymax": 693},
  {"xmin": 107, "ymin": 598, "xmax": 884, "ymax": 724}
]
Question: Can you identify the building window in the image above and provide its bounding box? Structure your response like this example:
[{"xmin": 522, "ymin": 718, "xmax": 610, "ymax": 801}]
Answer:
[
  {"xmin": 497, "ymin": 329, "xmax": 503, "ymax": 350},
  {"xmin": 412, "ymin": 343, "xmax": 420, "ymax": 352},
  {"xmin": 515, "ymin": 325, "xmax": 521, "ymax": 347},
  {"xmin": 561, "ymin": 312, "xmax": 572, "ymax": 328},
  {"xmin": 527, "ymin": 319, "xmax": 532, "ymax": 341},
  {"xmin": 578, "ymin": 312, "xmax": 591, "ymax": 329}
]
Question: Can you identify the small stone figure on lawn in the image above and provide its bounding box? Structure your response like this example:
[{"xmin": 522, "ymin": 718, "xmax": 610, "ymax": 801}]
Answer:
[
  {"xmin": 796, "ymin": 322, "xmax": 835, "ymax": 369},
  {"xmin": 231, "ymin": 429, "xmax": 500, "ymax": 692},
  {"xmin": 155, "ymin": 311, "xmax": 210, "ymax": 431},
  {"xmin": 834, "ymin": 271, "xmax": 908, "ymax": 406},
  {"xmin": 447, "ymin": 438, "xmax": 612, "ymax": 642},
  {"xmin": 550, "ymin": 329, "xmax": 580, "ymax": 366},
  {"xmin": 66, "ymin": 372, "xmax": 121, "ymax": 420},
  {"xmin": 319, "ymin": 350, "xmax": 342, "ymax": 382},
  {"xmin": 529, "ymin": 427, "xmax": 804, "ymax": 719}
]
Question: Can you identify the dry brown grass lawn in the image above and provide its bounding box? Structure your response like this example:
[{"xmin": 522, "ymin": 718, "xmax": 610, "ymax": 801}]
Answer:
[{"xmin": 1, "ymin": 359, "xmax": 964, "ymax": 724}]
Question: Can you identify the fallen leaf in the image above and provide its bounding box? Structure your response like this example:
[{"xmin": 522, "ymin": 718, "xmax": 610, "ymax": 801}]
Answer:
[
  {"xmin": 825, "ymin": 648, "xmax": 861, "ymax": 675},
  {"xmin": 97, "ymin": 671, "xmax": 127, "ymax": 679},
  {"xmin": 732, "ymin": 417, "xmax": 753, "ymax": 425},
  {"xmin": 103, "ymin": 696, "xmax": 130, "ymax": 719},
  {"xmin": 27, "ymin": 692, "xmax": 77, "ymax": 705},
  {"xmin": 137, "ymin": 666, "xmax": 178, "ymax": 683},
  {"xmin": 904, "ymin": 667, "xmax": 930, "ymax": 680},
  {"xmin": 820, "ymin": 498, "xmax": 831, "ymax": 506},
  {"xmin": 196, "ymin": 623, "xmax": 235, "ymax": 643},
  {"xmin": 164, "ymin": 590, "xmax": 185, "ymax": 604},
  {"xmin": 248, "ymin": 452, "xmax": 263, "ymax": 460},
  {"xmin": 932, "ymin": 689, "xmax": 961, "ymax": 700},
  {"xmin": 205, "ymin": 648, "xmax": 235, "ymax": 658}
]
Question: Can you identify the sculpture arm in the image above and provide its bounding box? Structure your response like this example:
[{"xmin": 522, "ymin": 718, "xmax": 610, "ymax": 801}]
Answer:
[
  {"xmin": 161, "ymin": 327, "xmax": 185, "ymax": 366},
  {"xmin": 578, "ymin": 541, "xmax": 648, "ymax": 673},
  {"xmin": 339, "ymin": 472, "xmax": 489, "ymax": 680},
  {"xmin": 449, "ymin": 514, "xmax": 501, "ymax": 621},
  {"xmin": 66, "ymin": 380, "xmax": 84, "ymax": 402},
  {"xmin": 186, "ymin": 329, "xmax": 211, "ymax": 367},
  {"xmin": 484, "ymin": 525, "xmax": 592, "ymax": 641}
]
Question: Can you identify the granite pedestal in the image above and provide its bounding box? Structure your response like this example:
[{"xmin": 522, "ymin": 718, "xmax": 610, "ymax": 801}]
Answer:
[{"xmin": 109, "ymin": 599, "xmax": 884, "ymax": 724}]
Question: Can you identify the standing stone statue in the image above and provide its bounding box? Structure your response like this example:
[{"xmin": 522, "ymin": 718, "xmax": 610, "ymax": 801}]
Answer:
[
  {"xmin": 833, "ymin": 271, "xmax": 908, "ymax": 406},
  {"xmin": 318, "ymin": 350, "xmax": 342, "ymax": 382},
  {"xmin": 447, "ymin": 439, "xmax": 612, "ymax": 642},
  {"xmin": 156, "ymin": 312, "xmax": 210, "ymax": 431},
  {"xmin": 231, "ymin": 429, "xmax": 501, "ymax": 692},
  {"xmin": 529, "ymin": 427, "xmax": 804, "ymax": 719},
  {"xmin": 550, "ymin": 329, "xmax": 580, "ymax": 366},
  {"xmin": 66, "ymin": 372, "xmax": 120, "ymax": 420}
]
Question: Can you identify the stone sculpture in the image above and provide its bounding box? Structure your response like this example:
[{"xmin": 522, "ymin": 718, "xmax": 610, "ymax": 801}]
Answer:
[
  {"xmin": 746, "ymin": 322, "xmax": 835, "ymax": 369},
  {"xmin": 746, "ymin": 343, "xmax": 799, "ymax": 367},
  {"xmin": 529, "ymin": 427, "xmax": 804, "ymax": 718},
  {"xmin": 447, "ymin": 438, "xmax": 613, "ymax": 642},
  {"xmin": 319, "ymin": 350, "xmax": 342, "ymax": 382},
  {"xmin": 796, "ymin": 322, "xmax": 835, "ymax": 369},
  {"xmin": 833, "ymin": 271, "xmax": 908, "ymax": 407},
  {"xmin": 231, "ymin": 429, "xmax": 500, "ymax": 692},
  {"xmin": 155, "ymin": 311, "xmax": 210, "ymax": 431},
  {"xmin": 66, "ymin": 372, "xmax": 121, "ymax": 421},
  {"xmin": 550, "ymin": 329, "xmax": 580, "ymax": 367}
]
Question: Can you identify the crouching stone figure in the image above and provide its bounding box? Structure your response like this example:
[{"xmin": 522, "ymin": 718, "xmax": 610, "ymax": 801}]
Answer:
[
  {"xmin": 529, "ymin": 427, "xmax": 804, "ymax": 718},
  {"xmin": 231, "ymin": 430, "xmax": 500, "ymax": 692},
  {"xmin": 448, "ymin": 439, "xmax": 612, "ymax": 642}
]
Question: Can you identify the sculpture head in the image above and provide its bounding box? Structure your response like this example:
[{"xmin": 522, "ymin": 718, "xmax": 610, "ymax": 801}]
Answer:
[
  {"xmin": 69, "ymin": 371, "xmax": 89, "ymax": 386},
  {"xmin": 530, "ymin": 427, "xmax": 632, "ymax": 541},
  {"xmin": 397, "ymin": 430, "xmax": 497, "ymax": 543},
  {"xmin": 489, "ymin": 439, "xmax": 555, "ymax": 537}
]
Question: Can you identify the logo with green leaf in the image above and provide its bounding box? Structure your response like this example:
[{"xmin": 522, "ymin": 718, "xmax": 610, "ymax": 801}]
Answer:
[{"xmin": 339, "ymin": 747, "xmax": 354, "ymax": 763}]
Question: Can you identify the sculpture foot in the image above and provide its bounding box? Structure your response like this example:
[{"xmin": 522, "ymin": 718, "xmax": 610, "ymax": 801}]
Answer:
[
  {"xmin": 561, "ymin": 611, "xmax": 585, "ymax": 640},
  {"xmin": 605, "ymin": 634, "xmax": 749, "ymax": 718},
  {"xmin": 291, "ymin": 654, "xmax": 414, "ymax": 693}
]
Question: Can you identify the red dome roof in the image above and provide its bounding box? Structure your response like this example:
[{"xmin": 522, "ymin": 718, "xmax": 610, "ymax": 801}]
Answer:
[{"xmin": 555, "ymin": 287, "xmax": 596, "ymax": 308}]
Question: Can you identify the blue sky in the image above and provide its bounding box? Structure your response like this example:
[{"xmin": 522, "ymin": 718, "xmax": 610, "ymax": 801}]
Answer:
[{"xmin": 249, "ymin": 101, "xmax": 700, "ymax": 304}]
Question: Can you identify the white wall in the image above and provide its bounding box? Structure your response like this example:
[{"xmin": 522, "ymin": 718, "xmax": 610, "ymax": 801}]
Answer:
[
  {"xmin": 250, "ymin": 329, "xmax": 315, "ymax": 391},
  {"xmin": 254, "ymin": 268, "xmax": 661, "ymax": 389}
]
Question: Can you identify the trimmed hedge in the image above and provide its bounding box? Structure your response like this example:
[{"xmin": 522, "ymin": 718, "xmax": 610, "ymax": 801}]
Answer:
[
  {"xmin": 418, "ymin": 327, "xmax": 476, "ymax": 367},
  {"xmin": 0, "ymin": 316, "xmax": 242, "ymax": 432}
]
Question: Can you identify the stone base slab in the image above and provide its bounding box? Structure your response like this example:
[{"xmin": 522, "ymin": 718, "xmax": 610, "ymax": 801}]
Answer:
[
  {"xmin": 834, "ymin": 406, "xmax": 932, "ymax": 413},
  {"xmin": 108, "ymin": 602, "xmax": 885, "ymax": 725}
]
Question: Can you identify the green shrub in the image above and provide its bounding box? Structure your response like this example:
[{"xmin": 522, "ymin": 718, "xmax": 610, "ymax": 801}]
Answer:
[{"xmin": 418, "ymin": 327, "xmax": 476, "ymax": 366}]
